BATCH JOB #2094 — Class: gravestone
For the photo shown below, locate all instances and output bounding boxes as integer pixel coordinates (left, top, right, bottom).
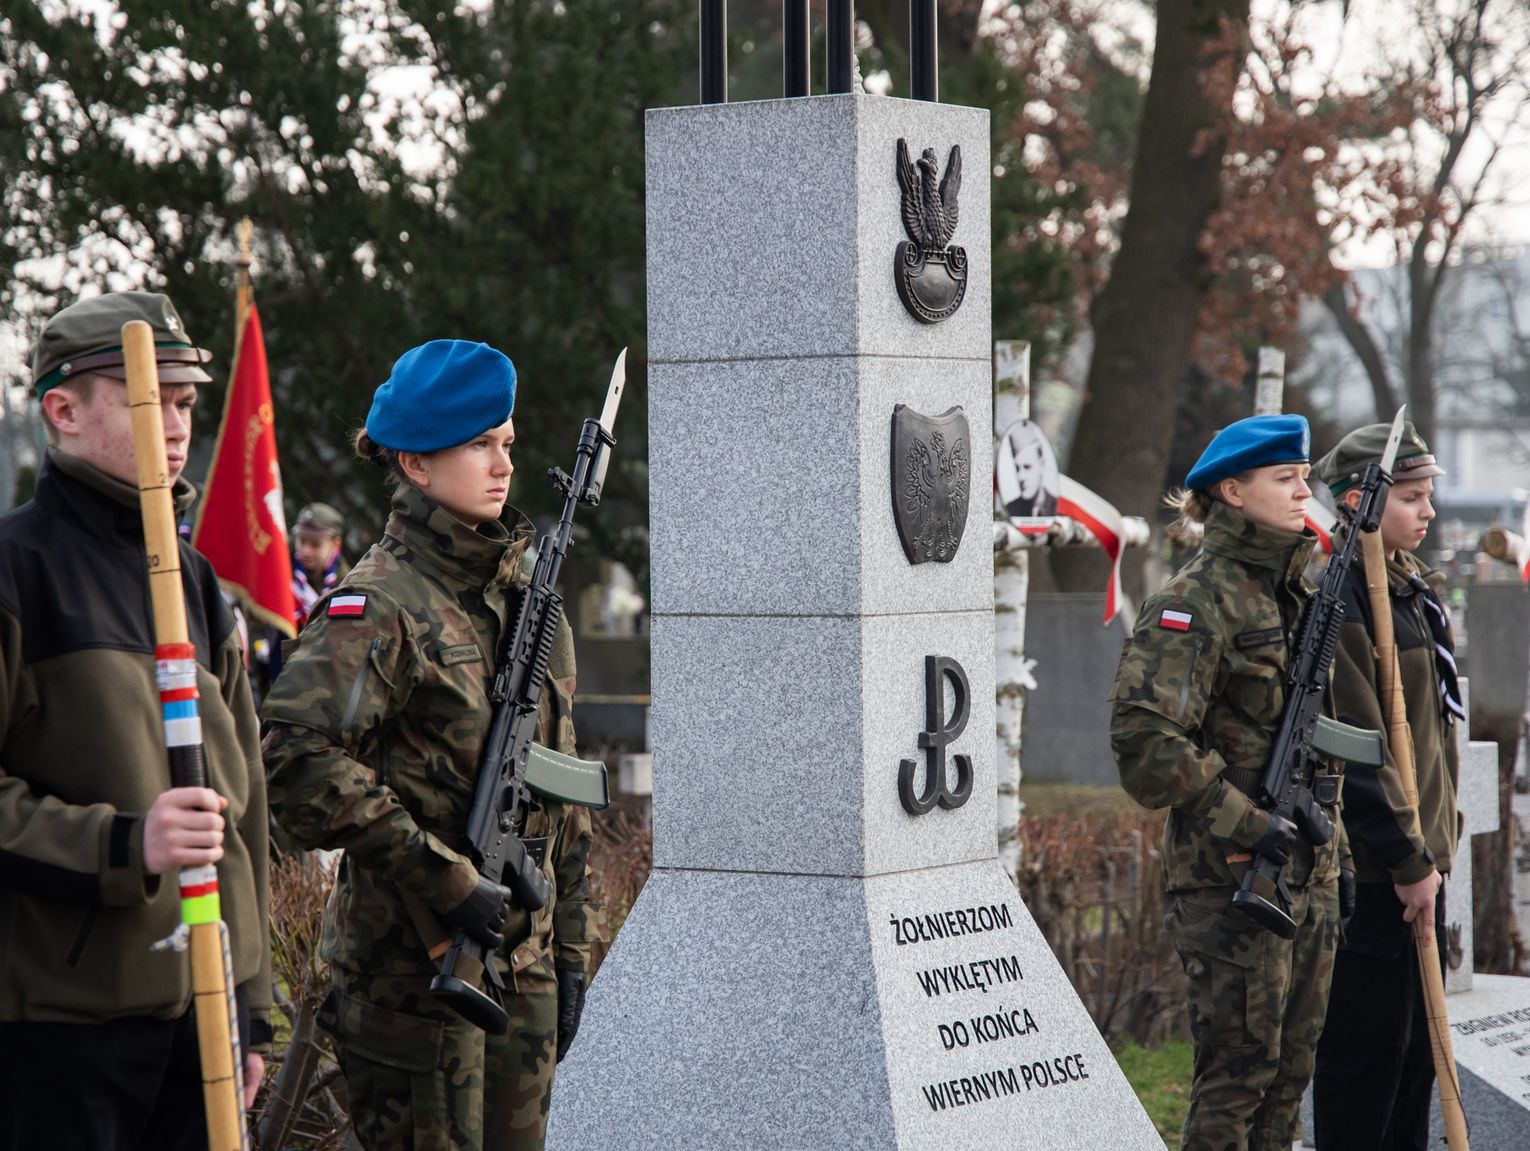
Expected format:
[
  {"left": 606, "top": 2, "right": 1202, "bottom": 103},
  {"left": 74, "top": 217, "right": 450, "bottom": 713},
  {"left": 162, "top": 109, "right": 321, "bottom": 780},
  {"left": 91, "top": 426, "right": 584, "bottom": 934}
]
[
  {"left": 1433, "top": 976, "right": 1530, "bottom": 1147},
  {"left": 546, "top": 91, "right": 1159, "bottom": 1150},
  {"left": 1463, "top": 584, "right": 1530, "bottom": 725}
]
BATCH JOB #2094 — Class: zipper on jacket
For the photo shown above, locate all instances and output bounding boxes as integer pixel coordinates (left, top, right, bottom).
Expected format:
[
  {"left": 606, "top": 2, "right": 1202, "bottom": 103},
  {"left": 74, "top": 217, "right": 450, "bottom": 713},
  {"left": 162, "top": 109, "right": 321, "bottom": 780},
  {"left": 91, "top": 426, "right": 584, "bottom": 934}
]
[
  {"left": 1178, "top": 635, "right": 1203, "bottom": 720},
  {"left": 65, "top": 904, "right": 100, "bottom": 968},
  {"left": 341, "top": 637, "right": 383, "bottom": 733}
]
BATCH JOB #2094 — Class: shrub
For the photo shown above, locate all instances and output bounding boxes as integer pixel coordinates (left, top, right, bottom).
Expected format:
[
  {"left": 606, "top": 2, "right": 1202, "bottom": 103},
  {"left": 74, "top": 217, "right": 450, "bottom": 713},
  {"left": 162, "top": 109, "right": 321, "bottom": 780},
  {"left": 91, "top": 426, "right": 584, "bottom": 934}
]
[
  {"left": 251, "top": 850, "right": 358, "bottom": 1150},
  {"left": 589, "top": 805, "right": 653, "bottom": 972},
  {"left": 1016, "top": 807, "right": 1187, "bottom": 1047}
]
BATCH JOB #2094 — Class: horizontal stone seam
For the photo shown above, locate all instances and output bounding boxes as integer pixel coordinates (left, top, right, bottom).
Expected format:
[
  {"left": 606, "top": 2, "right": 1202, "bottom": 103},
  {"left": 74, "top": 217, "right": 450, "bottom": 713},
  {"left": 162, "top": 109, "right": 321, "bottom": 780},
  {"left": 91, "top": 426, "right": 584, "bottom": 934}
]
[
  {"left": 646, "top": 858, "right": 998, "bottom": 881},
  {"left": 645, "top": 612, "right": 991, "bottom": 621},
  {"left": 649, "top": 351, "right": 993, "bottom": 366}
]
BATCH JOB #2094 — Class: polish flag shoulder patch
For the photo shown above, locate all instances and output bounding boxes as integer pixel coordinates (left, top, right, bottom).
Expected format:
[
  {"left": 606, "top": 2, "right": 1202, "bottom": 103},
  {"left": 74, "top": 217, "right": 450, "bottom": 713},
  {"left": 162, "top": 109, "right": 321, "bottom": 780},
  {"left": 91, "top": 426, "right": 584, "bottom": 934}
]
[
  {"left": 1158, "top": 608, "right": 1193, "bottom": 632},
  {"left": 328, "top": 594, "right": 368, "bottom": 618}
]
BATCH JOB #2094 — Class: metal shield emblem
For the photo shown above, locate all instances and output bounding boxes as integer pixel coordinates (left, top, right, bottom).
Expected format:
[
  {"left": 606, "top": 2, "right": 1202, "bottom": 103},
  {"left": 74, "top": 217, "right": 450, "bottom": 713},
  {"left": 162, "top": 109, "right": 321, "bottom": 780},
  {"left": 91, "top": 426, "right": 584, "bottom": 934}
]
[
  {"left": 892, "top": 404, "right": 970, "bottom": 564},
  {"left": 894, "top": 139, "right": 966, "bottom": 324}
]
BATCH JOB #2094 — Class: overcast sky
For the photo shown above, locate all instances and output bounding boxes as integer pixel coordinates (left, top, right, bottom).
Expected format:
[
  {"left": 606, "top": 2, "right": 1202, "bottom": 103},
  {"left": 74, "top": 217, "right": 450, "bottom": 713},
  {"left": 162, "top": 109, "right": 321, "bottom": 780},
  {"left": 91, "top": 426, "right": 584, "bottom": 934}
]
[{"left": 1265, "top": 0, "right": 1530, "bottom": 266}]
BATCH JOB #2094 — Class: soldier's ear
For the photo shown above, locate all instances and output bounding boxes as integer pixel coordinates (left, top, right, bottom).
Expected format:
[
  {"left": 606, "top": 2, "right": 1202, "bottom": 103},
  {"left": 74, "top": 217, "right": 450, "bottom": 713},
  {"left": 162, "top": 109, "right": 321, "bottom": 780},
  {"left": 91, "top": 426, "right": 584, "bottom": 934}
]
[
  {"left": 397, "top": 450, "right": 431, "bottom": 489},
  {"left": 1343, "top": 489, "right": 1362, "bottom": 512},
  {"left": 41, "top": 387, "right": 84, "bottom": 437},
  {"left": 1218, "top": 476, "right": 1244, "bottom": 509}
]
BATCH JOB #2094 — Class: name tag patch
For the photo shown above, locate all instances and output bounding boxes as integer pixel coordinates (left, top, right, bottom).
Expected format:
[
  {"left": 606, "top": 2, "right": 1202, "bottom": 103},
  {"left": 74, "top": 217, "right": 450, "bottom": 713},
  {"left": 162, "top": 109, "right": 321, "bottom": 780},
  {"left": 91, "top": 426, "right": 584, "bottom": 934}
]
[
  {"left": 438, "top": 643, "right": 484, "bottom": 667},
  {"left": 1234, "top": 627, "right": 1284, "bottom": 651}
]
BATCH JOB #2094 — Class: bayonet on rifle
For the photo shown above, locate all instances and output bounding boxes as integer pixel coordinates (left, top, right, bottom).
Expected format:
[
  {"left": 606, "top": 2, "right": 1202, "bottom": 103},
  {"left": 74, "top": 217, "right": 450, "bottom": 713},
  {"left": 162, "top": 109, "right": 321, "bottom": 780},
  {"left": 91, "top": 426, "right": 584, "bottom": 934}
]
[
  {"left": 430, "top": 349, "right": 625, "bottom": 1034},
  {"left": 1228, "top": 409, "right": 1402, "bottom": 937}
]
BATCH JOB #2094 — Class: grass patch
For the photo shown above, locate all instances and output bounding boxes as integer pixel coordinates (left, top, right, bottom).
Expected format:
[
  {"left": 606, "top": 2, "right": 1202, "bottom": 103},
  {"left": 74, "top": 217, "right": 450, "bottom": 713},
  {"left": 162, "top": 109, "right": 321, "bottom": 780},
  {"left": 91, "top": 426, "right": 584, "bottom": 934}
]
[{"left": 1114, "top": 1038, "right": 1193, "bottom": 1148}]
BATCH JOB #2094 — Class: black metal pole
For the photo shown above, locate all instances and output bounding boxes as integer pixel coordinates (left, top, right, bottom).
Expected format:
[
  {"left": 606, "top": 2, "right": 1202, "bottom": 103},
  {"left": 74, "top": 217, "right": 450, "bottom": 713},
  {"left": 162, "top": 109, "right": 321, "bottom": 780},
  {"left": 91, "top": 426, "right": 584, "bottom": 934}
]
[
  {"left": 827, "top": 0, "right": 854, "bottom": 94},
  {"left": 700, "top": 0, "right": 726, "bottom": 105},
  {"left": 910, "top": 0, "right": 937, "bottom": 101},
  {"left": 784, "top": 0, "right": 810, "bottom": 97}
]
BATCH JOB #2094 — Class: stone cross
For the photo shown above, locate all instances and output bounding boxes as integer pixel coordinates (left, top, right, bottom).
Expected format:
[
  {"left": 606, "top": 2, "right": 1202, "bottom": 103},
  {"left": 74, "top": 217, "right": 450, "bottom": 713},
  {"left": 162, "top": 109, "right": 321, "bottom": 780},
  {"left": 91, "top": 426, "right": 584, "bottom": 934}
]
[{"left": 1447, "top": 680, "right": 1503, "bottom": 995}]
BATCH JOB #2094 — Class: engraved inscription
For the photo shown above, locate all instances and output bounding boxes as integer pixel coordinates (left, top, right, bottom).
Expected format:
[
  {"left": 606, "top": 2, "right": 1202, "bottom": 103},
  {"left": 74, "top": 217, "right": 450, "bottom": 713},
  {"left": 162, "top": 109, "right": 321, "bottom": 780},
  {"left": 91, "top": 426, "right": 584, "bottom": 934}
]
[{"left": 885, "top": 899, "right": 1097, "bottom": 1116}]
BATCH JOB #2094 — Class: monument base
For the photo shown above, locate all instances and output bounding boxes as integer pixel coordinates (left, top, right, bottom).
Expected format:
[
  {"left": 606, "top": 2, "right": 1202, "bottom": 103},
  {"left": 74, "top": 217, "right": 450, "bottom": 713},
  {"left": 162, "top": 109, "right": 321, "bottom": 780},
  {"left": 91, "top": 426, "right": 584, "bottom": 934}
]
[{"left": 547, "top": 860, "right": 1161, "bottom": 1150}]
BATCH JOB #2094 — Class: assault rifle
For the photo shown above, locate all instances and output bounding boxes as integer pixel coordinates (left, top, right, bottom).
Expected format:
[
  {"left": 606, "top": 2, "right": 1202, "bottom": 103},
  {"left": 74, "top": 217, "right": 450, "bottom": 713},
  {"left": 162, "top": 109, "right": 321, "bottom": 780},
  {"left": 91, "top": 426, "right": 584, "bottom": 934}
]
[
  {"left": 430, "top": 350, "right": 624, "bottom": 1034},
  {"left": 1228, "top": 425, "right": 1401, "bottom": 938}
]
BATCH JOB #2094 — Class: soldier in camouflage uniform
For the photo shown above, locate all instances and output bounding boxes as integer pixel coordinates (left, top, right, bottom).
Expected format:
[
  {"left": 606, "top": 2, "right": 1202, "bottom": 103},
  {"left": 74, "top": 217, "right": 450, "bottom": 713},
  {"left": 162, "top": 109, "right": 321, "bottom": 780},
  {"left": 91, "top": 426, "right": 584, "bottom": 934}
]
[
  {"left": 1110, "top": 415, "right": 1347, "bottom": 1151},
  {"left": 262, "top": 341, "right": 598, "bottom": 1151}
]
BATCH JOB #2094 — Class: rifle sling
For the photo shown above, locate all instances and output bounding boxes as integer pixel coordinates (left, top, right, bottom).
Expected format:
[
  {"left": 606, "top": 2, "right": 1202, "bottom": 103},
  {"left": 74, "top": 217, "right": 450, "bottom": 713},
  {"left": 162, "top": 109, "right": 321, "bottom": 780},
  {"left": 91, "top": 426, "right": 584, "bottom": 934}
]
[{"left": 1222, "top": 764, "right": 1265, "bottom": 799}]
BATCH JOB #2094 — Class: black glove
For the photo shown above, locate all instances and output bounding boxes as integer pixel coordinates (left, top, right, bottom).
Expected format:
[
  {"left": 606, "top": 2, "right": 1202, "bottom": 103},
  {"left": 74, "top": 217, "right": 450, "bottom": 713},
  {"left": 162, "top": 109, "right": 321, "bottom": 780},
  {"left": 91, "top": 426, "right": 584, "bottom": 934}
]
[
  {"left": 555, "top": 966, "right": 587, "bottom": 1063},
  {"left": 1339, "top": 868, "right": 1356, "bottom": 935},
  {"left": 443, "top": 875, "right": 512, "bottom": 950},
  {"left": 1252, "top": 813, "right": 1298, "bottom": 865}
]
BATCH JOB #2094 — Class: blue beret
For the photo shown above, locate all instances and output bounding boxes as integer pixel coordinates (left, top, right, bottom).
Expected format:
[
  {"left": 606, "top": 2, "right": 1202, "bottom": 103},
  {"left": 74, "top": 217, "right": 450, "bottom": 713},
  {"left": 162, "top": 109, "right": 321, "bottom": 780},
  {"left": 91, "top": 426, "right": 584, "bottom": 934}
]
[
  {"left": 365, "top": 340, "right": 516, "bottom": 453},
  {"left": 1185, "top": 414, "right": 1310, "bottom": 491}
]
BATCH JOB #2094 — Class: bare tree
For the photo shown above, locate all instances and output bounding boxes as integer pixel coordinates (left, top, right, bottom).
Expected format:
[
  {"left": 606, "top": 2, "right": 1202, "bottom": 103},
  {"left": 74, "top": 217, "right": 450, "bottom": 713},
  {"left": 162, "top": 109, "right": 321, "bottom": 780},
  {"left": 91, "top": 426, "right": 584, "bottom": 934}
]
[{"left": 1324, "top": 0, "right": 1530, "bottom": 444}]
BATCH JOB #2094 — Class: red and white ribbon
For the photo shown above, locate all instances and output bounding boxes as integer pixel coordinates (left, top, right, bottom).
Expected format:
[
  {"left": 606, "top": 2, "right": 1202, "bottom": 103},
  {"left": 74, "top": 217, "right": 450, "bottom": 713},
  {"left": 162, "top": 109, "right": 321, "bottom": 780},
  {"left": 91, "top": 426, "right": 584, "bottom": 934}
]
[
  {"left": 1057, "top": 476, "right": 1126, "bottom": 625},
  {"left": 1520, "top": 502, "right": 1530, "bottom": 585},
  {"left": 1304, "top": 499, "right": 1337, "bottom": 555}
]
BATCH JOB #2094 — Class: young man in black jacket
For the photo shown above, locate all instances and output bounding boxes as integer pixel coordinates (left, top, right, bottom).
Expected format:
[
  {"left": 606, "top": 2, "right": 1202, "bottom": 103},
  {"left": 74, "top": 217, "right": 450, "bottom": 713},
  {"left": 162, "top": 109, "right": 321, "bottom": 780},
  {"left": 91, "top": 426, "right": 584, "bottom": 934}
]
[
  {"left": 0, "top": 291, "right": 272, "bottom": 1150},
  {"left": 1311, "top": 421, "right": 1460, "bottom": 1151}
]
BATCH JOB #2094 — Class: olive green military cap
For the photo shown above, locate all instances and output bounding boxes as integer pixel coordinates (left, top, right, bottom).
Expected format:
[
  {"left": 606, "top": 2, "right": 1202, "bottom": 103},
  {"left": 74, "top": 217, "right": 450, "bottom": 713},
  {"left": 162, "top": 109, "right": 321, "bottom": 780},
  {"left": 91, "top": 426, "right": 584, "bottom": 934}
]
[
  {"left": 295, "top": 502, "right": 346, "bottom": 536},
  {"left": 1315, "top": 420, "right": 1446, "bottom": 496},
  {"left": 31, "top": 290, "right": 214, "bottom": 396}
]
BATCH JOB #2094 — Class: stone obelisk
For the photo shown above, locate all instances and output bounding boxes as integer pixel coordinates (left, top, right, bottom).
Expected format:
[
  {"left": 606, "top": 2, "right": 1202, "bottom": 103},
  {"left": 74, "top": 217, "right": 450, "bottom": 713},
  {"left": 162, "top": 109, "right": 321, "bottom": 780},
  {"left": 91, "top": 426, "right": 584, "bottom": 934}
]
[{"left": 546, "top": 87, "right": 1160, "bottom": 1150}]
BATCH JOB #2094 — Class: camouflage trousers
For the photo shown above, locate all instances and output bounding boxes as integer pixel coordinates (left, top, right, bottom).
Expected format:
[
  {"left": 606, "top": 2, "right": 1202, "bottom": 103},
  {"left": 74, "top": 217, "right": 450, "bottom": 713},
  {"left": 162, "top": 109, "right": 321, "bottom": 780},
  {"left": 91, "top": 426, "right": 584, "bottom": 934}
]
[
  {"left": 321, "top": 958, "right": 559, "bottom": 1151},
  {"left": 1167, "top": 880, "right": 1340, "bottom": 1151}
]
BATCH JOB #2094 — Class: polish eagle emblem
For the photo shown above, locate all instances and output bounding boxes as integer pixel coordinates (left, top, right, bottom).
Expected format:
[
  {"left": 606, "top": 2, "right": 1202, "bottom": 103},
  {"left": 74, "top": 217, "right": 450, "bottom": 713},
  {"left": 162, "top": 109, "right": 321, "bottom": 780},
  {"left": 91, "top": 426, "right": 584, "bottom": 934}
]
[
  {"left": 894, "top": 139, "right": 968, "bottom": 324},
  {"left": 891, "top": 404, "right": 970, "bottom": 564}
]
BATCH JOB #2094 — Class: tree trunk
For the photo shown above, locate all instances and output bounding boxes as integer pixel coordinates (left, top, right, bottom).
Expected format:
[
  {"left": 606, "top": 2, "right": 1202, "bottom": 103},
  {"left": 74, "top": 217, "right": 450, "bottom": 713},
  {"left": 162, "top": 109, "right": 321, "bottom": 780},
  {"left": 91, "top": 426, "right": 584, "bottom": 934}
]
[
  {"left": 1052, "top": 0, "right": 1251, "bottom": 593},
  {"left": 1322, "top": 280, "right": 1398, "bottom": 422},
  {"left": 1407, "top": 254, "right": 1442, "bottom": 446},
  {"left": 994, "top": 341, "right": 1032, "bottom": 886}
]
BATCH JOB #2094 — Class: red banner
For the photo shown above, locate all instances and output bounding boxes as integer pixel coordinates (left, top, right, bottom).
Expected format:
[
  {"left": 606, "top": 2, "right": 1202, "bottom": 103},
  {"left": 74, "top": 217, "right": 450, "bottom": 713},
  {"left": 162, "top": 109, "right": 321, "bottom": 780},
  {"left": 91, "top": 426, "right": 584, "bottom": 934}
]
[{"left": 192, "top": 304, "right": 296, "bottom": 637}]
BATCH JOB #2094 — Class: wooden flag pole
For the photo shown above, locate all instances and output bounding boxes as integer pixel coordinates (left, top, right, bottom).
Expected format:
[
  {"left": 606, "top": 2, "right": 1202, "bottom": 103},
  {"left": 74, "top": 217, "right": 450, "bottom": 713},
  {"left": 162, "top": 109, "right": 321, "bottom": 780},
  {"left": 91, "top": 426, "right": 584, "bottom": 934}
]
[
  {"left": 123, "top": 320, "right": 249, "bottom": 1151},
  {"left": 234, "top": 218, "right": 252, "bottom": 340},
  {"left": 1360, "top": 527, "right": 1469, "bottom": 1148}
]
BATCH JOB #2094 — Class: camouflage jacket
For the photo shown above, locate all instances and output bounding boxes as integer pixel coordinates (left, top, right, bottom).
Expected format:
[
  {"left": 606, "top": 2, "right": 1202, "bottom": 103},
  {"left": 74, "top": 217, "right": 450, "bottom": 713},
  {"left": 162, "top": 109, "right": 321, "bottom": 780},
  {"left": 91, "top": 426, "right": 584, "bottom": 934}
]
[
  {"left": 262, "top": 484, "right": 597, "bottom": 980},
  {"left": 1330, "top": 547, "right": 1459, "bottom": 885},
  {"left": 1111, "top": 502, "right": 1347, "bottom": 894}
]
